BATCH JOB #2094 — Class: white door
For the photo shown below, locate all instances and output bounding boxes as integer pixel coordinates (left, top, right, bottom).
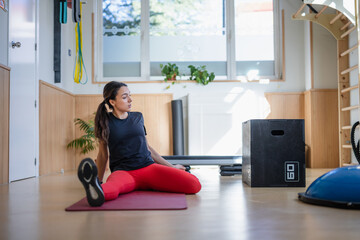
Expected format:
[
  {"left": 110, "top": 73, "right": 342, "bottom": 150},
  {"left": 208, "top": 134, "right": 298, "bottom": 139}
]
[{"left": 8, "top": 0, "right": 37, "bottom": 181}]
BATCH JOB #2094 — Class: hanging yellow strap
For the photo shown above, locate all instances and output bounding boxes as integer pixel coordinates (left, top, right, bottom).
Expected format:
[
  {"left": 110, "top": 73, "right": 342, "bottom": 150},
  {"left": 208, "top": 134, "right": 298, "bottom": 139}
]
[{"left": 74, "top": 2, "right": 88, "bottom": 84}]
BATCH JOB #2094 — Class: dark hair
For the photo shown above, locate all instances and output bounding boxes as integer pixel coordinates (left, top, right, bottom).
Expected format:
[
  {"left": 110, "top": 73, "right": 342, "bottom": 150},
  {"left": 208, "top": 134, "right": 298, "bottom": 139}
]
[{"left": 95, "top": 81, "right": 128, "bottom": 143}]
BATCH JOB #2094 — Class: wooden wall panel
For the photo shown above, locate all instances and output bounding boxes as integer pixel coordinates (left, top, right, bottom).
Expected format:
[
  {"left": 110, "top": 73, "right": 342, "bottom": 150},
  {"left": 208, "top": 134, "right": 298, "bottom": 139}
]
[
  {"left": 74, "top": 95, "right": 103, "bottom": 167},
  {"left": 0, "top": 65, "right": 10, "bottom": 184},
  {"left": 307, "top": 90, "right": 339, "bottom": 168},
  {"left": 304, "top": 91, "right": 312, "bottom": 167},
  {"left": 39, "top": 81, "right": 75, "bottom": 175},
  {"left": 265, "top": 92, "right": 305, "bottom": 119},
  {"left": 74, "top": 94, "right": 173, "bottom": 167},
  {"left": 265, "top": 90, "right": 338, "bottom": 168}
]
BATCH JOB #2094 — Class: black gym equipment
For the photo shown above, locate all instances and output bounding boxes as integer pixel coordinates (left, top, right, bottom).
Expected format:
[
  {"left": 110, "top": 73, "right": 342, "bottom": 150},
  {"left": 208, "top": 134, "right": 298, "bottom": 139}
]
[
  {"left": 72, "top": 0, "right": 81, "bottom": 23},
  {"left": 163, "top": 155, "right": 242, "bottom": 176},
  {"left": 350, "top": 121, "right": 360, "bottom": 164},
  {"left": 163, "top": 100, "right": 242, "bottom": 176},
  {"left": 171, "top": 100, "right": 185, "bottom": 155},
  {"left": 163, "top": 155, "right": 242, "bottom": 165},
  {"left": 59, "top": 0, "right": 67, "bottom": 24},
  {"left": 54, "top": 0, "right": 61, "bottom": 83},
  {"left": 242, "top": 119, "right": 305, "bottom": 187},
  {"left": 220, "top": 165, "right": 242, "bottom": 176}
]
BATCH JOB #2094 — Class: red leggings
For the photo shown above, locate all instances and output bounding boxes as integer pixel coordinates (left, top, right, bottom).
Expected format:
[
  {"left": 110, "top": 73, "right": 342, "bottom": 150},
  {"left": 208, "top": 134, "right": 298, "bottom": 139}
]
[{"left": 101, "top": 163, "right": 202, "bottom": 201}]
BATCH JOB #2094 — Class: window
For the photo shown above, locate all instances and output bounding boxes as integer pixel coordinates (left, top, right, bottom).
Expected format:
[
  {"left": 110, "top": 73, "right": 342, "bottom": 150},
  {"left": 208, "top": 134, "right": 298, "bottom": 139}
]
[
  {"left": 235, "top": 0, "right": 280, "bottom": 80},
  {"left": 102, "top": 0, "right": 141, "bottom": 77},
  {"left": 149, "top": 0, "right": 227, "bottom": 79},
  {"left": 95, "top": 0, "right": 281, "bottom": 82}
]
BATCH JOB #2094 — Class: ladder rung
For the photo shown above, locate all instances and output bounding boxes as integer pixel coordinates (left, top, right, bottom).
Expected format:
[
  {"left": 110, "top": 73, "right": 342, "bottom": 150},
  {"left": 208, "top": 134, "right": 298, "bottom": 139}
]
[
  {"left": 341, "top": 26, "right": 356, "bottom": 39},
  {"left": 340, "top": 45, "right": 358, "bottom": 57},
  {"left": 293, "top": 3, "right": 306, "bottom": 18},
  {"left": 341, "top": 65, "right": 358, "bottom": 75},
  {"left": 341, "top": 84, "right": 359, "bottom": 93},
  {"left": 340, "top": 21, "right": 352, "bottom": 31},
  {"left": 342, "top": 125, "right": 360, "bottom": 130},
  {"left": 343, "top": 163, "right": 359, "bottom": 166},
  {"left": 342, "top": 144, "right": 352, "bottom": 149},
  {"left": 330, "top": 12, "right": 343, "bottom": 24},
  {"left": 342, "top": 105, "right": 360, "bottom": 111},
  {"left": 315, "top": 6, "right": 328, "bottom": 18}
]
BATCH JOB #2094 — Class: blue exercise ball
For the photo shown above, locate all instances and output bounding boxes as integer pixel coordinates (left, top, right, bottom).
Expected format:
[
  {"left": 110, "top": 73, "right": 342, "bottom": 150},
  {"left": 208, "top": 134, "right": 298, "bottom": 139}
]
[{"left": 298, "top": 166, "right": 360, "bottom": 209}]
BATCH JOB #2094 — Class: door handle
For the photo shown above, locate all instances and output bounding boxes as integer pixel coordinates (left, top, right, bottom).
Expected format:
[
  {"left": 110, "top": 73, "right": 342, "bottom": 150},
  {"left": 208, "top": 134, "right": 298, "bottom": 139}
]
[{"left": 11, "top": 41, "right": 21, "bottom": 48}]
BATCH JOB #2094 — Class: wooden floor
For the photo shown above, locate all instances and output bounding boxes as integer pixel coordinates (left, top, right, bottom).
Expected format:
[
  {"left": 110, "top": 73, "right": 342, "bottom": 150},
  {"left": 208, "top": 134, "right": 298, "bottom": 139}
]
[{"left": 1, "top": 167, "right": 360, "bottom": 240}]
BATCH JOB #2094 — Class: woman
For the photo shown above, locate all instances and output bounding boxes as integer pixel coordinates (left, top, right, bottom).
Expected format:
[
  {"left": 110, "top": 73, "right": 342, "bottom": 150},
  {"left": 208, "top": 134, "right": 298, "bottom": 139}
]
[{"left": 78, "top": 81, "right": 201, "bottom": 207}]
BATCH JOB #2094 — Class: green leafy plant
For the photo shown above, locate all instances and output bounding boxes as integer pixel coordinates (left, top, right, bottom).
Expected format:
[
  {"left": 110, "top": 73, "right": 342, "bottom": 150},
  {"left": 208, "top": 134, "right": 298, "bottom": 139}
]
[
  {"left": 188, "top": 65, "right": 215, "bottom": 85},
  {"left": 67, "top": 117, "right": 97, "bottom": 154},
  {"left": 160, "top": 63, "right": 180, "bottom": 82}
]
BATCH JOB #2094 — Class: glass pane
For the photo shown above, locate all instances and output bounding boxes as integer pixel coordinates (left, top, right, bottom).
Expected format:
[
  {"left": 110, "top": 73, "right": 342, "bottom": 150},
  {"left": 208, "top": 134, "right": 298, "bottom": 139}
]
[
  {"left": 235, "top": 0, "right": 274, "bottom": 77},
  {"left": 149, "top": 0, "right": 226, "bottom": 77},
  {"left": 102, "top": 0, "right": 141, "bottom": 77}
]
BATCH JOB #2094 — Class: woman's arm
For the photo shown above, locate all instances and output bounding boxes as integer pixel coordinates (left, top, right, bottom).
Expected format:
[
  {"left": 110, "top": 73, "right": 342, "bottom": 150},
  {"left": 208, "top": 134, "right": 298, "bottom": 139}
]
[
  {"left": 146, "top": 139, "right": 185, "bottom": 170},
  {"left": 96, "top": 140, "right": 109, "bottom": 182}
]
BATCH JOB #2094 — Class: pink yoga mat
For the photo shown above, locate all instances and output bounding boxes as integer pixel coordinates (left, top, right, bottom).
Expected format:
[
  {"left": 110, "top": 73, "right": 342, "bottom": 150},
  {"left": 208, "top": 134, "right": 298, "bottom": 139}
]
[{"left": 66, "top": 191, "right": 187, "bottom": 211}]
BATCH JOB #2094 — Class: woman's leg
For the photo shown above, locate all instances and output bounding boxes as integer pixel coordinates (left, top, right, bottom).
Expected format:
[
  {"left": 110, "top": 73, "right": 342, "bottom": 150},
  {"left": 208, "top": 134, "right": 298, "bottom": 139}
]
[
  {"left": 130, "top": 164, "right": 201, "bottom": 194},
  {"left": 101, "top": 170, "right": 137, "bottom": 200}
]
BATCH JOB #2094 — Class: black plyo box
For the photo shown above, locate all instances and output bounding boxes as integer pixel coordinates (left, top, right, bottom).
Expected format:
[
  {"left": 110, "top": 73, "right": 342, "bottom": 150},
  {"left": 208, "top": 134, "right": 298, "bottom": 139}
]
[{"left": 242, "top": 119, "right": 305, "bottom": 187}]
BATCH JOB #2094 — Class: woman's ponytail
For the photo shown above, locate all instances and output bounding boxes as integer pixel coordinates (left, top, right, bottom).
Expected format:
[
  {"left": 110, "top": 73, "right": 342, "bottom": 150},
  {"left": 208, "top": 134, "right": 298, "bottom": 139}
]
[{"left": 95, "top": 100, "right": 110, "bottom": 143}]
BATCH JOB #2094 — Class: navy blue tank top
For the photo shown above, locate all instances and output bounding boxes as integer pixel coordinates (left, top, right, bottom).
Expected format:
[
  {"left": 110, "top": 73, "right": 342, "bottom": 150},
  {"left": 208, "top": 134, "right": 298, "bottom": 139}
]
[{"left": 108, "top": 112, "right": 154, "bottom": 172}]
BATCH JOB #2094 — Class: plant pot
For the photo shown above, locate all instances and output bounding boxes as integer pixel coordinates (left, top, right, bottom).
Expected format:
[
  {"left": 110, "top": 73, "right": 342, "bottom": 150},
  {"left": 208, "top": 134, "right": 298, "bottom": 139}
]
[{"left": 169, "top": 74, "right": 176, "bottom": 81}]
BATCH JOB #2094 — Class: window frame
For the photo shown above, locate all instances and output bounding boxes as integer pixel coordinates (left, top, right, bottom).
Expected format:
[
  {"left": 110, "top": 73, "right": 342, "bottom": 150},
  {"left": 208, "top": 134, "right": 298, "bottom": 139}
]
[{"left": 94, "top": 0, "right": 283, "bottom": 83}]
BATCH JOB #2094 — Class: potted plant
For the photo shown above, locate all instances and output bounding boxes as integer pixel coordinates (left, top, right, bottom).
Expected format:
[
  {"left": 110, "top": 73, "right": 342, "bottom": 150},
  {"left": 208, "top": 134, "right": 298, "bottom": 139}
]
[
  {"left": 160, "top": 63, "right": 180, "bottom": 82},
  {"left": 67, "top": 116, "right": 112, "bottom": 172},
  {"left": 67, "top": 117, "right": 97, "bottom": 154},
  {"left": 188, "top": 65, "right": 215, "bottom": 85}
]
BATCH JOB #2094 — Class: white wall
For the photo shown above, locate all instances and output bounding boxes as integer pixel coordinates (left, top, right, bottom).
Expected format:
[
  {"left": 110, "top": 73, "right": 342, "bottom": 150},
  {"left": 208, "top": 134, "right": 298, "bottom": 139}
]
[
  {"left": 0, "top": 8, "right": 9, "bottom": 66},
  {"left": 349, "top": 30, "right": 358, "bottom": 112},
  {"left": 38, "top": 0, "right": 53, "bottom": 85},
  {"left": 304, "top": 20, "right": 312, "bottom": 90},
  {"left": 349, "top": 30, "right": 359, "bottom": 164},
  {"left": 302, "top": 10, "right": 337, "bottom": 91},
  {"left": 312, "top": 24, "right": 337, "bottom": 89},
  {"left": 60, "top": 7, "right": 76, "bottom": 92},
  {"left": 38, "top": 0, "right": 75, "bottom": 93},
  {"left": 187, "top": 91, "right": 270, "bottom": 155}
]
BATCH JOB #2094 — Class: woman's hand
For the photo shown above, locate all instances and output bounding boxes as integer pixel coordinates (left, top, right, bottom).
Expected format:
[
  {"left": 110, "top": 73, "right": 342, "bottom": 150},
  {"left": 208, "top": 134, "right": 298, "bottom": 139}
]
[
  {"left": 173, "top": 164, "right": 186, "bottom": 171},
  {"left": 147, "top": 140, "right": 187, "bottom": 170}
]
